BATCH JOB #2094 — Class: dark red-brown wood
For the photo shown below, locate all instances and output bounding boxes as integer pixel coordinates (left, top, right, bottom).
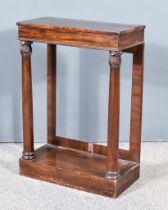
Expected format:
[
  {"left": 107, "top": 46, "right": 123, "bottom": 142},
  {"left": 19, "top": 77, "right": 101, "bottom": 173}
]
[
  {"left": 21, "top": 41, "right": 34, "bottom": 160},
  {"left": 47, "top": 44, "right": 56, "bottom": 144},
  {"left": 129, "top": 44, "right": 144, "bottom": 163},
  {"left": 49, "top": 136, "right": 132, "bottom": 161},
  {"left": 17, "top": 17, "right": 145, "bottom": 198},
  {"left": 20, "top": 144, "right": 139, "bottom": 198},
  {"left": 106, "top": 52, "right": 121, "bottom": 179},
  {"left": 17, "top": 17, "right": 145, "bottom": 51}
]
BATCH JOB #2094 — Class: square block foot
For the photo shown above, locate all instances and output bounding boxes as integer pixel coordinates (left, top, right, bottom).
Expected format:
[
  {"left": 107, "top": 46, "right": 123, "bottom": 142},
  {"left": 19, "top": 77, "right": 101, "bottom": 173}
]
[{"left": 19, "top": 144, "right": 139, "bottom": 198}]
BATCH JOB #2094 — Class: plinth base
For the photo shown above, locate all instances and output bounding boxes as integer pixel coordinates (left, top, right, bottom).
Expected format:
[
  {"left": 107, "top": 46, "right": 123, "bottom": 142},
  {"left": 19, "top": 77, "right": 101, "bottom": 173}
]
[{"left": 19, "top": 144, "right": 139, "bottom": 198}]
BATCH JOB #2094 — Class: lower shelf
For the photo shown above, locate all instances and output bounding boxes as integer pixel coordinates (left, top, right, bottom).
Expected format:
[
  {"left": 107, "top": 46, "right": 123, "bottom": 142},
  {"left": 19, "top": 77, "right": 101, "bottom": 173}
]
[{"left": 19, "top": 144, "right": 139, "bottom": 198}]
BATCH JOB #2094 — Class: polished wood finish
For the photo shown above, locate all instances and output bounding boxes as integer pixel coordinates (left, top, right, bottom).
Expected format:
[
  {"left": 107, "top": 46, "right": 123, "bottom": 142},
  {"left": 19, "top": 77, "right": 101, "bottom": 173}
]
[
  {"left": 17, "top": 17, "right": 145, "bottom": 51},
  {"left": 47, "top": 44, "right": 56, "bottom": 144},
  {"left": 17, "top": 17, "right": 145, "bottom": 33},
  {"left": 17, "top": 17, "right": 145, "bottom": 198},
  {"left": 106, "top": 52, "right": 121, "bottom": 179},
  {"left": 49, "top": 136, "right": 132, "bottom": 161},
  {"left": 130, "top": 44, "right": 144, "bottom": 163},
  {"left": 20, "top": 41, "right": 34, "bottom": 160},
  {"left": 20, "top": 144, "right": 139, "bottom": 198}
]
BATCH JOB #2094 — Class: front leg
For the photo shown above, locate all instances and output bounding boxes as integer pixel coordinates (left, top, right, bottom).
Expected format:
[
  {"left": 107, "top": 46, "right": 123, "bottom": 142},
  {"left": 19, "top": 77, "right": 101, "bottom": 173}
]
[
  {"left": 20, "top": 41, "right": 34, "bottom": 160},
  {"left": 106, "top": 51, "right": 122, "bottom": 179}
]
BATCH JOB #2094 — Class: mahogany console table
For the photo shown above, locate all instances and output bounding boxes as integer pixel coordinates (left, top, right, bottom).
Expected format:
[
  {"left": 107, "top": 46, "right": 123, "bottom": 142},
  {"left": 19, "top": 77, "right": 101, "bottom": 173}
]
[{"left": 17, "top": 17, "right": 145, "bottom": 198}]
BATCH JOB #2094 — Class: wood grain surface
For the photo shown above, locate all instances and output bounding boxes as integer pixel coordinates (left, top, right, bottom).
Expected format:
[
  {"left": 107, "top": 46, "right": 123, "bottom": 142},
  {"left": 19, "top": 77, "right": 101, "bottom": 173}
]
[
  {"left": 17, "top": 17, "right": 145, "bottom": 51},
  {"left": 18, "top": 17, "right": 145, "bottom": 198}
]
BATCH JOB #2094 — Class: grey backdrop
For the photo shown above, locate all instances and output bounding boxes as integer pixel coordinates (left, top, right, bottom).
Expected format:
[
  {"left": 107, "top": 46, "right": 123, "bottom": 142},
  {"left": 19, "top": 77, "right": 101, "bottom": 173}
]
[{"left": 0, "top": 0, "right": 168, "bottom": 143}]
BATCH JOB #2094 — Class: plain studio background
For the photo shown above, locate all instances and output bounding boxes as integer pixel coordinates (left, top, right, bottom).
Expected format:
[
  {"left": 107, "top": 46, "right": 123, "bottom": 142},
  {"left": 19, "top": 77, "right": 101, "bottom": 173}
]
[{"left": 0, "top": 0, "right": 167, "bottom": 143}]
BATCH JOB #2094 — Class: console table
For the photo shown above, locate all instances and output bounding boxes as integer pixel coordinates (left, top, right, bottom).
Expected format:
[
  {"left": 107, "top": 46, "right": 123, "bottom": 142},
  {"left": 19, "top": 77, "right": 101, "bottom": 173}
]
[{"left": 17, "top": 17, "right": 145, "bottom": 198}]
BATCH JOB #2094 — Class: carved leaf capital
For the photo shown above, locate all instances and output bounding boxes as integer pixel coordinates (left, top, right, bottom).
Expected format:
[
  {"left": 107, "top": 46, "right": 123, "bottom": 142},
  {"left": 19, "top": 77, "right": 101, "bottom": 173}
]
[
  {"left": 20, "top": 41, "right": 32, "bottom": 57},
  {"left": 109, "top": 51, "right": 122, "bottom": 69}
]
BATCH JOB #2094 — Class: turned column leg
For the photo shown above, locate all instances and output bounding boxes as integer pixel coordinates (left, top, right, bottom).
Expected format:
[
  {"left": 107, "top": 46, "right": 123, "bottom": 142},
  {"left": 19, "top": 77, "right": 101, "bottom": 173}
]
[
  {"left": 47, "top": 44, "right": 56, "bottom": 144},
  {"left": 130, "top": 44, "right": 144, "bottom": 163},
  {"left": 106, "top": 51, "right": 121, "bottom": 179},
  {"left": 20, "top": 41, "right": 34, "bottom": 160}
]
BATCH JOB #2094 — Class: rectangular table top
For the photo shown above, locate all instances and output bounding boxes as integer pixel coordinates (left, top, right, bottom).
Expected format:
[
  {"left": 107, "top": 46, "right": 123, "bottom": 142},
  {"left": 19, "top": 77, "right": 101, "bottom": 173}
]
[
  {"left": 17, "top": 17, "right": 145, "bottom": 35},
  {"left": 17, "top": 17, "right": 145, "bottom": 51}
]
